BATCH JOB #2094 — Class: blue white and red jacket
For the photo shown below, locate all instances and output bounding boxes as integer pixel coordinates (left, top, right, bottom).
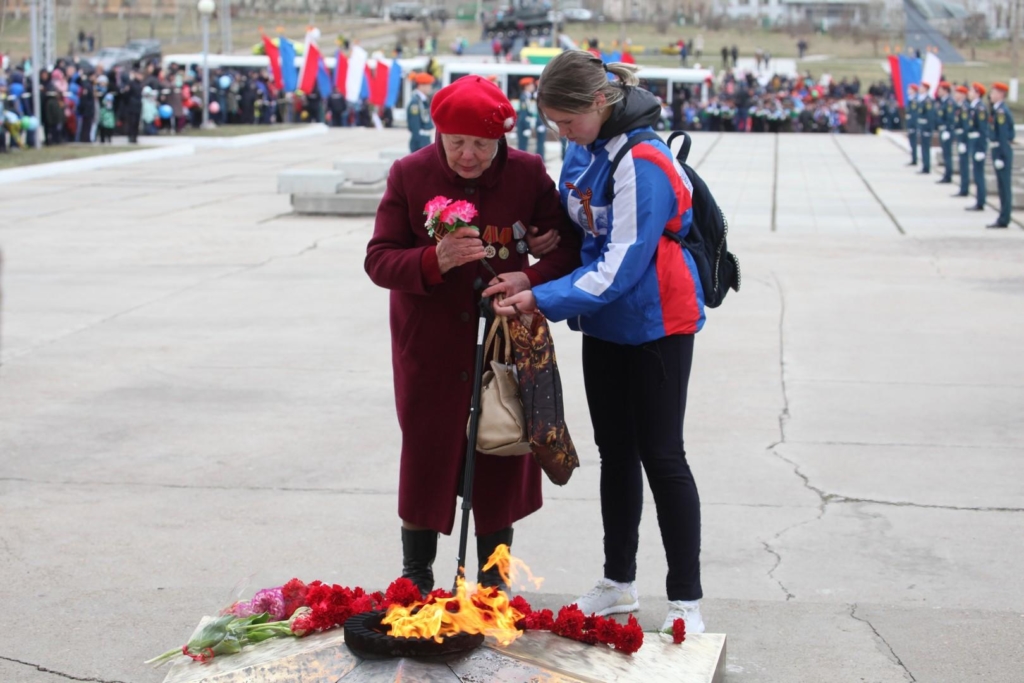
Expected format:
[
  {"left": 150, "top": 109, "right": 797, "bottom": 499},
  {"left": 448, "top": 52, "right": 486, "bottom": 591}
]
[{"left": 533, "top": 88, "right": 705, "bottom": 345}]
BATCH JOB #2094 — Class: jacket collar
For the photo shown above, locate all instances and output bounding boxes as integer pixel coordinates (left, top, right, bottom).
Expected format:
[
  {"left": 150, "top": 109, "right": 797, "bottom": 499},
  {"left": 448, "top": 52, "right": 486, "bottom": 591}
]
[{"left": 432, "top": 135, "right": 509, "bottom": 189}]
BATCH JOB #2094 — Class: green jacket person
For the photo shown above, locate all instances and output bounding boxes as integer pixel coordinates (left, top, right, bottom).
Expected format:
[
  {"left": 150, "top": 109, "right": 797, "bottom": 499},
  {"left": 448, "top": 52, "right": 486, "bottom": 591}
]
[
  {"left": 953, "top": 85, "right": 971, "bottom": 197},
  {"left": 407, "top": 72, "right": 435, "bottom": 153},
  {"left": 987, "top": 82, "right": 1015, "bottom": 228},
  {"left": 966, "top": 82, "right": 990, "bottom": 212},
  {"left": 917, "top": 82, "right": 935, "bottom": 174},
  {"left": 936, "top": 82, "right": 955, "bottom": 183},
  {"left": 906, "top": 84, "right": 919, "bottom": 166}
]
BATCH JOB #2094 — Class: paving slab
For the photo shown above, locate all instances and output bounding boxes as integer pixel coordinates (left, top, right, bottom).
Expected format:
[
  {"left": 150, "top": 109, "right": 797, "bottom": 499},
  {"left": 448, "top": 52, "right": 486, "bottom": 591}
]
[{"left": 1, "top": 128, "right": 1022, "bottom": 683}]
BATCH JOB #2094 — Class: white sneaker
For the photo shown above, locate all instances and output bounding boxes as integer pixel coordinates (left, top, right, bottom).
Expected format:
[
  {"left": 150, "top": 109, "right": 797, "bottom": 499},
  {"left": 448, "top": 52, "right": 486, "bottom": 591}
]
[
  {"left": 572, "top": 578, "right": 640, "bottom": 617},
  {"left": 660, "top": 599, "right": 705, "bottom": 635}
]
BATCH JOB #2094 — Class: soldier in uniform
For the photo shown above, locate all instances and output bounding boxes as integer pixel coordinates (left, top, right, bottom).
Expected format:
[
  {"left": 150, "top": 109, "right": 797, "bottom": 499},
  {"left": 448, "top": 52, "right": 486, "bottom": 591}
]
[
  {"left": 516, "top": 77, "right": 543, "bottom": 157},
  {"left": 407, "top": 72, "right": 435, "bottom": 153},
  {"left": 906, "top": 83, "right": 919, "bottom": 166},
  {"left": 935, "top": 82, "right": 955, "bottom": 184},
  {"left": 987, "top": 82, "right": 1015, "bottom": 228},
  {"left": 917, "top": 82, "right": 934, "bottom": 174},
  {"left": 965, "top": 82, "right": 989, "bottom": 212},
  {"left": 952, "top": 85, "right": 971, "bottom": 198}
]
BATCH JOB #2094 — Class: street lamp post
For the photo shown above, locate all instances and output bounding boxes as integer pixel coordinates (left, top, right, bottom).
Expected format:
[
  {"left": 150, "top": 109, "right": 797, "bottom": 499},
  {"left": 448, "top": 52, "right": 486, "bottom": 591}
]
[
  {"left": 29, "top": 0, "right": 43, "bottom": 149},
  {"left": 197, "top": 0, "right": 216, "bottom": 129}
]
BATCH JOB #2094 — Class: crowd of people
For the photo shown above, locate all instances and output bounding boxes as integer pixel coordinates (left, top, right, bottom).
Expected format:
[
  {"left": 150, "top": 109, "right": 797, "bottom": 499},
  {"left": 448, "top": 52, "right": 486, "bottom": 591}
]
[
  {"left": 1, "top": 50, "right": 438, "bottom": 154},
  {"left": 660, "top": 71, "right": 896, "bottom": 135}
]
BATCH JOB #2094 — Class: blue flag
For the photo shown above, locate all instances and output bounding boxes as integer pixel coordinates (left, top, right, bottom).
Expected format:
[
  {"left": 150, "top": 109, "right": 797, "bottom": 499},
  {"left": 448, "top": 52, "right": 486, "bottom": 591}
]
[
  {"left": 316, "top": 58, "right": 333, "bottom": 99},
  {"left": 279, "top": 36, "right": 298, "bottom": 93},
  {"left": 897, "top": 54, "right": 921, "bottom": 107},
  {"left": 359, "top": 68, "right": 371, "bottom": 102},
  {"left": 384, "top": 59, "right": 402, "bottom": 108}
]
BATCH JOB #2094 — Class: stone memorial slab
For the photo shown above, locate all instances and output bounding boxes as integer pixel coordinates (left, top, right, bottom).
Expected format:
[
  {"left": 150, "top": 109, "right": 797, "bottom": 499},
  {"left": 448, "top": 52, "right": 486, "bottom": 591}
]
[
  {"left": 162, "top": 617, "right": 725, "bottom": 683},
  {"left": 277, "top": 170, "right": 347, "bottom": 195},
  {"left": 378, "top": 149, "right": 407, "bottom": 162},
  {"left": 332, "top": 161, "right": 394, "bottom": 184}
]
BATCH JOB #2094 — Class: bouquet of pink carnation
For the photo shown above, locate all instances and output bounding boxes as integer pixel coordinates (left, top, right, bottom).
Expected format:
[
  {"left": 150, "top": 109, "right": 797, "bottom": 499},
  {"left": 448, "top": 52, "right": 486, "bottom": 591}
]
[{"left": 424, "top": 196, "right": 479, "bottom": 241}]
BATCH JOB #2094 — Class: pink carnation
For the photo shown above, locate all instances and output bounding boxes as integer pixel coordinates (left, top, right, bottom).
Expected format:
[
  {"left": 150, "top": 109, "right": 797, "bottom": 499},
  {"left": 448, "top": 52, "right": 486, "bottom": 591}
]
[
  {"left": 440, "top": 200, "right": 478, "bottom": 226},
  {"left": 423, "top": 196, "right": 452, "bottom": 220}
]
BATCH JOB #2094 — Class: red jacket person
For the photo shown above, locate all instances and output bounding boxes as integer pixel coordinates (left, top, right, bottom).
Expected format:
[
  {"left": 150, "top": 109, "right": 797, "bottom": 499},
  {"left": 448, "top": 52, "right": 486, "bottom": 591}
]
[{"left": 365, "top": 75, "right": 580, "bottom": 594}]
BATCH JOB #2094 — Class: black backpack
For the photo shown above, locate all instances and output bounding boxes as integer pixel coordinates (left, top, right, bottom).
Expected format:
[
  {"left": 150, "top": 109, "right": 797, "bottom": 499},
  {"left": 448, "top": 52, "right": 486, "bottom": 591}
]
[{"left": 606, "top": 130, "right": 740, "bottom": 308}]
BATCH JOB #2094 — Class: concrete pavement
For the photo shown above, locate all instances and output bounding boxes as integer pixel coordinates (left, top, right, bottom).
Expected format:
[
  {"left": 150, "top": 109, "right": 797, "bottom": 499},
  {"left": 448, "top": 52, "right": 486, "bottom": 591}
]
[{"left": 1, "top": 129, "right": 1022, "bottom": 682}]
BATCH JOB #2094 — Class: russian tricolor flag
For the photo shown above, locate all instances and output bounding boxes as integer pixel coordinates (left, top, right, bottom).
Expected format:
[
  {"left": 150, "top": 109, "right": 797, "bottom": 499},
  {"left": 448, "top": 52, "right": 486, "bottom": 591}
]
[
  {"left": 299, "top": 28, "right": 333, "bottom": 98},
  {"left": 260, "top": 31, "right": 281, "bottom": 88}
]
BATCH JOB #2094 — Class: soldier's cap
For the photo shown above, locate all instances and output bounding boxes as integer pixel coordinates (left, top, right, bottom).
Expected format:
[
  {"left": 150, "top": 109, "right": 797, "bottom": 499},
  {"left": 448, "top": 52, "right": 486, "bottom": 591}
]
[
  {"left": 938, "top": 81, "right": 951, "bottom": 90},
  {"left": 992, "top": 82, "right": 1009, "bottom": 93},
  {"left": 908, "top": 83, "right": 918, "bottom": 91},
  {"left": 971, "top": 82, "right": 987, "bottom": 96},
  {"left": 410, "top": 72, "right": 435, "bottom": 85},
  {"left": 955, "top": 85, "right": 969, "bottom": 94},
  {"left": 519, "top": 76, "right": 535, "bottom": 86},
  {"left": 431, "top": 75, "right": 516, "bottom": 139},
  {"left": 920, "top": 81, "right": 931, "bottom": 89}
]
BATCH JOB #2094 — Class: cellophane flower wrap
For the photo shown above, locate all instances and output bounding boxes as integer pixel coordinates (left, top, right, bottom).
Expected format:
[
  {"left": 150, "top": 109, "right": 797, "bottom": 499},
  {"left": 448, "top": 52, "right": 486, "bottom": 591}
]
[{"left": 424, "top": 196, "right": 478, "bottom": 241}]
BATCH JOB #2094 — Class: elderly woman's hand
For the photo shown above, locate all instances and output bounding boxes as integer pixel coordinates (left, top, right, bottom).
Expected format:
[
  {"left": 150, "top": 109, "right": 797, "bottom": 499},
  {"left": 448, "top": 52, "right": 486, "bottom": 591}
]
[
  {"left": 482, "top": 272, "right": 531, "bottom": 300},
  {"left": 493, "top": 290, "right": 537, "bottom": 317},
  {"left": 436, "top": 227, "right": 486, "bottom": 274},
  {"left": 526, "top": 225, "right": 560, "bottom": 257}
]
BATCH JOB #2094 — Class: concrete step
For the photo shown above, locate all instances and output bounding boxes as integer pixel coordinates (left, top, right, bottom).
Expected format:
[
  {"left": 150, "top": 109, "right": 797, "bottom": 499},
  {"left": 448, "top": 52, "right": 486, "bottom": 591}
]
[
  {"left": 278, "top": 170, "right": 346, "bottom": 195},
  {"left": 332, "top": 160, "right": 393, "bottom": 184},
  {"left": 291, "top": 193, "right": 383, "bottom": 216}
]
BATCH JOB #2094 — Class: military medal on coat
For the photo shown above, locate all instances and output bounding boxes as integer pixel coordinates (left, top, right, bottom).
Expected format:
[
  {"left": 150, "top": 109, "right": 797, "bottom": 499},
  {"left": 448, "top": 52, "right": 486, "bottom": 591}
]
[{"left": 513, "top": 220, "right": 529, "bottom": 254}]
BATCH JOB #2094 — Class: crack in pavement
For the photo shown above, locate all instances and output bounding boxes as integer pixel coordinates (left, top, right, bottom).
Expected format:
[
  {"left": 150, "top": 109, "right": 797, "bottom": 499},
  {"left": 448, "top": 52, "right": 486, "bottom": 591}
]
[
  {"left": 849, "top": 604, "right": 918, "bottom": 682},
  {"left": 0, "top": 655, "right": 131, "bottom": 683},
  {"left": 761, "top": 271, "right": 823, "bottom": 600},
  {"left": 0, "top": 234, "right": 343, "bottom": 367}
]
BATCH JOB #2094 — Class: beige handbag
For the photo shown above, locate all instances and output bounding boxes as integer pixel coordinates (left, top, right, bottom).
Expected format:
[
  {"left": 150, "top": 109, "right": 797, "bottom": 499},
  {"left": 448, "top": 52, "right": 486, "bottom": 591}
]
[{"left": 470, "top": 315, "right": 532, "bottom": 456}]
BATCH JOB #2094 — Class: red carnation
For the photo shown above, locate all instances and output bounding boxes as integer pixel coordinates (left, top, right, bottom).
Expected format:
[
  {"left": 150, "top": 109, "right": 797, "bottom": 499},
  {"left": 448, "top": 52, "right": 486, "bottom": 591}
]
[
  {"left": 613, "top": 615, "right": 644, "bottom": 655},
  {"left": 672, "top": 617, "right": 686, "bottom": 644},
  {"left": 509, "top": 595, "right": 532, "bottom": 614},
  {"left": 384, "top": 577, "right": 422, "bottom": 608},
  {"left": 525, "top": 608, "right": 554, "bottom": 631},
  {"left": 429, "top": 588, "right": 453, "bottom": 601},
  {"left": 553, "top": 605, "right": 586, "bottom": 640},
  {"left": 282, "top": 578, "right": 309, "bottom": 619}
]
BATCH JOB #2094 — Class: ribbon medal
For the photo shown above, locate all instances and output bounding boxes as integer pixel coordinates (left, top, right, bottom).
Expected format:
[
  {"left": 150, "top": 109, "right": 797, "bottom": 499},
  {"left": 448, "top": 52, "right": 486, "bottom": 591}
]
[
  {"left": 512, "top": 221, "right": 528, "bottom": 255},
  {"left": 497, "top": 227, "right": 512, "bottom": 260},
  {"left": 482, "top": 225, "right": 498, "bottom": 259}
]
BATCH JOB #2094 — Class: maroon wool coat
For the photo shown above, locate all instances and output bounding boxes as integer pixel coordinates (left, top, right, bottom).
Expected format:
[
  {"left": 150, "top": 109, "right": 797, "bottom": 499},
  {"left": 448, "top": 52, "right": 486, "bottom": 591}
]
[{"left": 365, "top": 139, "right": 581, "bottom": 536}]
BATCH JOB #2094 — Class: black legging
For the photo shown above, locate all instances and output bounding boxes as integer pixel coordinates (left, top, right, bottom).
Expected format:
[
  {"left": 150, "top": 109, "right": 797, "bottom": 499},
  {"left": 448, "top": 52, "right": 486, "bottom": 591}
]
[{"left": 582, "top": 333, "right": 702, "bottom": 602}]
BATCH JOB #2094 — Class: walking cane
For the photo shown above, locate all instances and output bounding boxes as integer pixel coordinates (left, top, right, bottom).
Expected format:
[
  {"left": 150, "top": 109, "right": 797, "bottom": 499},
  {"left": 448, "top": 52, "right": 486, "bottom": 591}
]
[{"left": 455, "top": 278, "right": 491, "bottom": 589}]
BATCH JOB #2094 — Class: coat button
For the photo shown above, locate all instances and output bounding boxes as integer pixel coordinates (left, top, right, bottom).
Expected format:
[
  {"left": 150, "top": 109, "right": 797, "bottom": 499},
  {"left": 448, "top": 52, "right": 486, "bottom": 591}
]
[
  {"left": 465, "top": 187, "right": 475, "bottom": 195},
  {"left": 460, "top": 312, "right": 470, "bottom": 322},
  {"left": 459, "top": 371, "right": 469, "bottom": 382}
]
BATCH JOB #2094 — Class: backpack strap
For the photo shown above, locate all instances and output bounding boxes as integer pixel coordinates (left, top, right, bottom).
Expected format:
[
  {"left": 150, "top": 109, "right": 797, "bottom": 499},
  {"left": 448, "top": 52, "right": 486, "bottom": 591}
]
[
  {"left": 666, "top": 130, "right": 692, "bottom": 164},
  {"left": 604, "top": 131, "right": 662, "bottom": 201}
]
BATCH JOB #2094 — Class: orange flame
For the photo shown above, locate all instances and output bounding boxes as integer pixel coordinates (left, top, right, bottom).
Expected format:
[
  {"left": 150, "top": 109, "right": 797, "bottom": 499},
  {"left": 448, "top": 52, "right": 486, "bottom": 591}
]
[
  {"left": 382, "top": 544, "right": 540, "bottom": 646},
  {"left": 483, "top": 544, "right": 545, "bottom": 592}
]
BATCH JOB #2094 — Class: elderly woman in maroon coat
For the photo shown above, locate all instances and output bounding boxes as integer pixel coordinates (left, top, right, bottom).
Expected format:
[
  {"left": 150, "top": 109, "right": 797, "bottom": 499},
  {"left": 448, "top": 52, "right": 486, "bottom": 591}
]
[{"left": 365, "top": 76, "right": 580, "bottom": 594}]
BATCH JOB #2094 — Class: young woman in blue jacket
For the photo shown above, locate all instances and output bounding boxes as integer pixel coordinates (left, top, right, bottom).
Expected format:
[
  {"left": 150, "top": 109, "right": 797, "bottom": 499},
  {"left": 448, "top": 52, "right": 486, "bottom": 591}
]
[{"left": 489, "top": 49, "right": 706, "bottom": 635}]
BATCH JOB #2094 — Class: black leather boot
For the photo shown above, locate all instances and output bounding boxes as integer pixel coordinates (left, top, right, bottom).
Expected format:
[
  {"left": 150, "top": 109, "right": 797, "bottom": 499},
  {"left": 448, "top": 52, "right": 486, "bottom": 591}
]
[
  {"left": 477, "top": 527, "right": 514, "bottom": 591},
  {"left": 401, "top": 528, "right": 437, "bottom": 596}
]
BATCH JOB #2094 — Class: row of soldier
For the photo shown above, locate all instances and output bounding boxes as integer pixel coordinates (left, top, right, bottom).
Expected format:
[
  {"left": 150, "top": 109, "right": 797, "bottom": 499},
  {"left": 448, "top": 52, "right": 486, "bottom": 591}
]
[{"left": 906, "top": 80, "right": 1015, "bottom": 228}]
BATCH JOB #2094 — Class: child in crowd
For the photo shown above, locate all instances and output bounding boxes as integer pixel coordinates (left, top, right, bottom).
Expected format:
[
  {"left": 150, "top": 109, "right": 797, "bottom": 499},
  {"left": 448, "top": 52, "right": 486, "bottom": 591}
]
[
  {"left": 141, "top": 86, "right": 158, "bottom": 135},
  {"left": 98, "top": 93, "right": 115, "bottom": 143}
]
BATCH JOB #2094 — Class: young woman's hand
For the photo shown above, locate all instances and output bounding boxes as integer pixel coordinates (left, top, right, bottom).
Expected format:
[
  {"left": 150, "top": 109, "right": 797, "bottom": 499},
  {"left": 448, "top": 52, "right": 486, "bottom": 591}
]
[{"left": 493, "top": 290, "right": 537, "bottom": 317}]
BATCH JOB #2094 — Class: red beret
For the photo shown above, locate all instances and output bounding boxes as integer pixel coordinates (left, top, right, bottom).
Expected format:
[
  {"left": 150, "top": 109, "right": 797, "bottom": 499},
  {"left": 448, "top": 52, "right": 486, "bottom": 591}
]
[
  {"left": 920, "top": 81, "right": 930, "bottom": 89},
  {"left": 519, "top": 76, "right": 535, "bottom": 86},
  {"left": 955, "top": 85, "right": 968, "bottom": 94},
  {"left": 938, "top": 81, "right": 951, "bottom": 90},
  {"left": 431, "top": 75, "right": 516, "bottom": 139},
  {"left": 971, "top": 82, "right": 986, "bottom": 96},
  {"left": 410, "top": 72, "right": 435, "bottom": 85},
  {"left": 908, "top": 83, "right": 918, "bottom": 91},
  {"left": 993, "top": 82, "right": 1009, "bottom": 93}
]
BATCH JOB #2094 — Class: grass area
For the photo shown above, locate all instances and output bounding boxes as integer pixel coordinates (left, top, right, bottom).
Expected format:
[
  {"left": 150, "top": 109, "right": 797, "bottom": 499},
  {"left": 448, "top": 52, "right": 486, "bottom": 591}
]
[
  {"left": 174, "top": 123, "right": 306, "bottom": 137},
  {"left": 0, "top": 143, "right": 133, "bottom": 170}
]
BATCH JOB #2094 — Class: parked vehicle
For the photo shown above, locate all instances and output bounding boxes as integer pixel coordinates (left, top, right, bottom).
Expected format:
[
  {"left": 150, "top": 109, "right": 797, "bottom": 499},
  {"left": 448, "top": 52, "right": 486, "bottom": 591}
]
[
  {"left": 561, "top": 7, "right": 593, "bottom": 21},
  {"left": 84, "top": 47, "right": 135, "bottom": 73},
  {"left": 124, "top": 39, "right": 162, "bottom": 65},
  {"left": 387, "top": 2, "right": 423, "bottom": 20}
]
